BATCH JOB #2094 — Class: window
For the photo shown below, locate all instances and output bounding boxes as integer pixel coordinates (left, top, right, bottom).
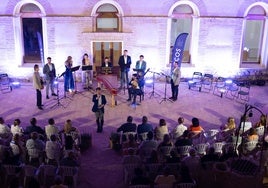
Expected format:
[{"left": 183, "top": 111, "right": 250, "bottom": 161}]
[
  {"left": 96, "top": 4, "right": 119, "bottom": 32},
  {"left": 242, "top": 5, "right": 266, "bottom": 65}
]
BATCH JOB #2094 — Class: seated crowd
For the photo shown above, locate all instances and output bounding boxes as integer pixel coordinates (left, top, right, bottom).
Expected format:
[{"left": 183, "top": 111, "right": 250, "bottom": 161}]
[
  {"left": 114, "top": 114, "right": 267, "bottom": 187},
  {"left": 0, "top": 117, "right": 81, "bottom": 187}
]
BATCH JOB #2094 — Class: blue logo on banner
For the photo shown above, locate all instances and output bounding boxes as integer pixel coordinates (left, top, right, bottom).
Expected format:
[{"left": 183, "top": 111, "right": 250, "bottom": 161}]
[{"left": 171, "top": 33, "right": 188, "bottom": 68}]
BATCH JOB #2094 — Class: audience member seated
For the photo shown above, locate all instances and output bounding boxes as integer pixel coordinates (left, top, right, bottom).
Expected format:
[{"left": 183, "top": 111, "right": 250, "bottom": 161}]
[
  {"left": 10, "top": 118, "right": 24, "bottom": 136},
  {"left": 60, "top": 151, "right": 80, "bottom": 167},
  {"left": 175, "top": 130, "right": 192, "bottom": 147},
  {"left": 45, "top": 118, "right": 60, "bottom": 140},
  {"left": 130, "top": 167, "right": 151, "bottom": 186},
  {"left": 239, "top": 115, "right": 252, "bottom": 134},
  {"left": 154, "top": 119, "right": 169, "bottom": 141},
  {"left": 172, "top": 117, "right": 187, "bottom": 140},
  {"left": 0, "top": 117, "right": 12, "bottom": 140},
  {"left": 51, "top": 175, "right": 68, "bottom": 188},
  {"left": 122, "top": 134, "right": 139, "bottom": 155},
  {"left": 46, "top": 134, "right": 62, "bottom": 165},
  {"left": 177, "top": 165, "right": 195, "bottom": 184},
  {"left": 9, "top": 133, "right": 24, "bottom": 165},
  {"left": 200, "top": 147, "right": 219, "bottom": 169},
  {"left": 24, "top": 117, "right": 45, "bottom": 140},
  {"left": 188, "top": 117, "right": 204, "bottom": 138},
  {"left": 219, "top": 117, "right": 236, "bottom": 141},
  {"left": 26, "top": 132, "right": 45, "bottom": 151},
  {"left": 137, "top": 116, "right": 153, "bottom": 141},
  {"left": 219, "top": 145, "right": 238, "bottom": 162},
  {"left": 138, "top": 131, "right": 158, "bottom": 160},
  {"left": 101, "top": 56, "right": 112, "bottom": 68},
  {"left": 254, "top": 114, "right": 266, "bottom": 128},
  {"left": 154, "top": 166, "right": 176, "bottom": 188},
  {"left": 146, "top": 150, "right": 159, "bottom": 164},
  {"left": 61, "top": 119, "right": 80, "bottom": 147},
  {"left": 181, "top": 149, "right": 200, "bottom": 179},
  {"left": 166, "top": 150, "right": 180, "bottom": 163},
  {"left": 246, "top": 128, "right": 259, "bottom": 142},
  {"left": 117, "top": 116, "right": 137, "bottom": 142},
  {"left": 64, "top": 134, "right": 80, "bottom": 157},
  {"left": 158, "top": 134, "right": 173, "bottom": 148},
  {"left": 122, "top": 148, "right": 141, "bottom": 165},
  {"left": 220, "top": 117, "right": 236, "bottom": 132}
]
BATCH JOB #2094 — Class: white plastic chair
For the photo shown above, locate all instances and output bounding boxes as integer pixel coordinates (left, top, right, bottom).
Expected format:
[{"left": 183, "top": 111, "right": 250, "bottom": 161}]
[
  {"left": 195, "top": 143, "right": 209, "bottom": 156},
  {"left": 213, "top": 142, "right": 224, "bottom": 154},
  {"left": 177, "top": 145, "right": 192, "bottom": 157},
  {"left": 23, "top": 165, "right": 37, "bottom": 187},
  {"left": 57, "top": 166, "right": 79, "bottom": 188},
  {"left": 244, "top": 141, "right": 258, "bottom": 152},
  {"left": 123, "top": 163, "right": 141, "bottom": 184}
]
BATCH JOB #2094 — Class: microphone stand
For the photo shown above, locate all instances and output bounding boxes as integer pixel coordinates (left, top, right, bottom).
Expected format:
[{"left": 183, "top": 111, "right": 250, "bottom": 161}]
[
  {"left": 50, "top": 76, "right": 65, "bottom": 109},
  {"left": 159, "top": 73, "right": 173, "bottom": 104}
]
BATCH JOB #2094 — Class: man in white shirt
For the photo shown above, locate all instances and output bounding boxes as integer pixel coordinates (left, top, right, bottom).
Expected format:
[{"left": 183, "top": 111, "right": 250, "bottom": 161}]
[
  {"left": 45, "top": 118, "right": 59, "bottom": 140},
  {"left": 172, "top": 117, "right": 187, "bottom": 139},
  {"left": 0, "top": 117, "right": 11, "bottom": 139}
]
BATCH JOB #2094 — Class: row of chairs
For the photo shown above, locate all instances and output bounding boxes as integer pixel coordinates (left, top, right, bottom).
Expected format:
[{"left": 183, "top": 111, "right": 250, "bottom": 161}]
[
  {"left": 188, "top": 72, "right": 251, "bottom": 101},
  {"left": 1, "top": 164, "right": 78, "bottom": 187}
]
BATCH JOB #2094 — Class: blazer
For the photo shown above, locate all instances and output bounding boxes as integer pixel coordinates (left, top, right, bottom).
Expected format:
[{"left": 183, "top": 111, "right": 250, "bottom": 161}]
[
  {"left": 118, "top": 55, "right": 131, "bottom": 72},
  {"left": 33, "top": 72, "right": 42, "bottom": 90},
  {"left": 43, "top": 63, "right": 56, "bottom": 81},
  {"left": 135, "top": 60, "right": 147, "bottom": 73},
  {"left": 92, "top": 94, "right": 107, "bottom": 113}
]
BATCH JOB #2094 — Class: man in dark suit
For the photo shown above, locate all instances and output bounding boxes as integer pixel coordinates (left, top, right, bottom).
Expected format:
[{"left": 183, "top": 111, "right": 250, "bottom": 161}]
[
  {"left": 118, "top": 49, "right": 132, "bottom": 89},
  {"left": 92, "top": 87, "right": 107, "bottom": 133},
  {"left": 101, "top": 57, "right": 112, "bottom": 67},
  {"left": 43, "top": 57, "right": 57, "bottom": 99}
]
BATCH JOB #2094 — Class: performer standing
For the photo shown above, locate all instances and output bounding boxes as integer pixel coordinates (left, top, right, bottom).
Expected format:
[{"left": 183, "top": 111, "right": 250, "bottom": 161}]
[
  {"left": 64, "top": 56, "right": 74, "bottom": 92},
  {"left": 82, "top": 53, "right": 93, "bottom": 89},
  {"left": 170, "top": 61, "right": 181, "bottom": 101},
  {"left": 33, "top": 64, "right": 43, "bottom": 110},
  {"left": 92, "top": 87, "right": 107, "bottom": 133},
  {"left": 118, "top": 50, "right": 132, "bottom": 89},
  {"left": 135, "top": 55, "right": 147, "bottom": 91},
  {"left": 135, "top": 55, "right": 147, "bottom": 74},
  {"left": 43, "top": 57, "right": 57, "bottom": 99}
]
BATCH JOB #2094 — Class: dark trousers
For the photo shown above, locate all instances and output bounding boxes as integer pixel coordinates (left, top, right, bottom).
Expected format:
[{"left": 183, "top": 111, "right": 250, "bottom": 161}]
[
  {"left": 95, "top": 110, "right": 104, "bottom": 132},
  {"left": 36, "top": 89, "right": 42, "bottom": 107},
  {"left": 128, "top": 88, "right": 138, "bottom": 104},
  {"left": 120, "top": 70, "right": 129, "bottom": 88},
  {"left": 171, "top": 79, "right": 179, "bottom": 99}
]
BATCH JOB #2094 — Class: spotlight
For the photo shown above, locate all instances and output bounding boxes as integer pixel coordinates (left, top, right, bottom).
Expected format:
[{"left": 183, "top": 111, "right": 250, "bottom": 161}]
[
  {"left": 145, "top": 79, "right": 153, "bottom": 87},
  {"left": 225, "top": 79, "right": 233, "bottom": 85},
  {"left": 11, "top": 81, "right": 21, "bottom": 88}
]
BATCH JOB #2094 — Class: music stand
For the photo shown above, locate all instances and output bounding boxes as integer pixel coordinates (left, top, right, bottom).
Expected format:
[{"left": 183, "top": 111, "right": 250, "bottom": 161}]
[
  {"left": 50, "top": 76, "right": 66, "bottom": 109},
  {"left": 148, "top": 71, "right": 161, "bottom": 98},
  {"left": 59, "top": 71, "right": 72, "bottom": 100},
  {"left": 72, "top": 65, "right": 89, "bottom": 98},
  {"left": 82, "top": 65, "right": 93, "bottom": 91},
  {"left": 159, "top": 73, "right": 173, "bottom": 104},
  {"left": 82, "top": 65, "right": 92, "bottom": 71}
]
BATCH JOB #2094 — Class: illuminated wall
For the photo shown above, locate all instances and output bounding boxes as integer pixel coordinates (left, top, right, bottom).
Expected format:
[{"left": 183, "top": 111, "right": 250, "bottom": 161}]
[{"left": 0, "top": 0, "right": 267, "bottom": 80}]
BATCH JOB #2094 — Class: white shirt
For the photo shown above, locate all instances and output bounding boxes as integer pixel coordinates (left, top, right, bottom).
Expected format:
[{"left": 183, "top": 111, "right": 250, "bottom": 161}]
[
  {"left": 11, "top": 124, "right": 24, "bottom": 136},
  {"left": 172, "top": 123, "right": 187, "bottom": 139},
  {"left": 45, "top": 124, "right": 59, "bottom": 139},
  {"left": 0, "top": 123, "right": 11, "bottom": 135},
  {"left": 46, "top": 140, "right": 62, "bottom": 159}
]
